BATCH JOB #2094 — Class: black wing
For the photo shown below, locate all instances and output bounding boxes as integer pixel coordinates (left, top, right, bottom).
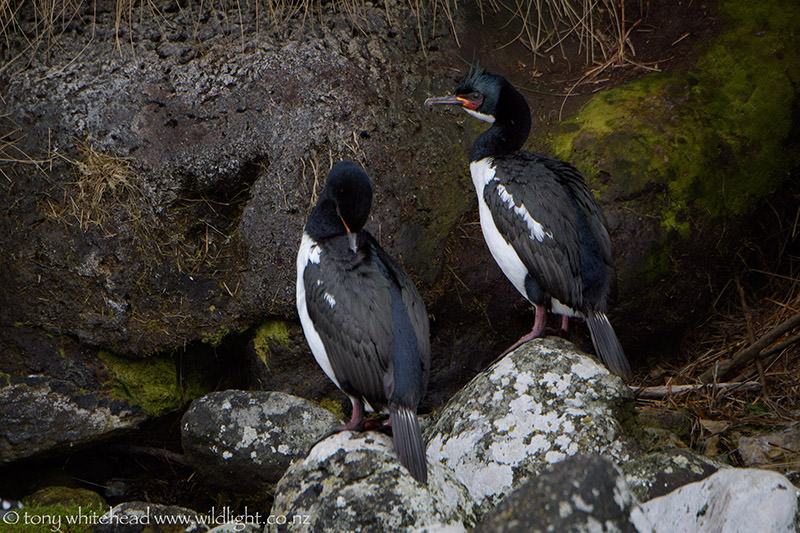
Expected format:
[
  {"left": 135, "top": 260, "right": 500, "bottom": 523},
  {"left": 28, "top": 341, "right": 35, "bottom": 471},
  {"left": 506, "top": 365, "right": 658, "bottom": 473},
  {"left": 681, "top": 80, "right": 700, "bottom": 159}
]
[
  {"left": 303, "top": 233, "right": 394, "bottom": 408},
  {"left": 371, "top": 236, "right": 431, "bottom": 403},
  {"left": 486, "top": 152, "right": 615, "bottom": 309}
]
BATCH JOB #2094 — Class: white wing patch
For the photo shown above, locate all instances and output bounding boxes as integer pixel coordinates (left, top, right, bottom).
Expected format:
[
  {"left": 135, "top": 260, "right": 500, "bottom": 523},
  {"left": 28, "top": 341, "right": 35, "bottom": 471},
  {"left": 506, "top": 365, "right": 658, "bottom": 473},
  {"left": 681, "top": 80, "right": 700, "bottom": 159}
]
[
  {"left": 494, "top": 182, "right": 553, "bottom": 242},
  {"left": 323, "top": 292, "right": 336, "bottom": 308}
]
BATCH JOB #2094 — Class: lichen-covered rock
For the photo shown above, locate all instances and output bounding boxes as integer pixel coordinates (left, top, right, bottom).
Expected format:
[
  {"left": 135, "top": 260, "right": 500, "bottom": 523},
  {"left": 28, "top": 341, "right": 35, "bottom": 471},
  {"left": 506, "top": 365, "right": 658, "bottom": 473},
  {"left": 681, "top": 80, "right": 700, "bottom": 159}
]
[
  {"left": 620, "top": 448, "right": 721, "bottom": 501},
  {"left": 269, "top": 432, "right": 480, "bottom": 532},
  {"left": 425, "top": 337, "right": 636, "bottom": 513},
  {"left": 0, "top": 377, "right": 145, "bottom": 464},
  {"left": 92, "top": 502, "right": 208, "bottom": 533},
  {"left": 474, "top": 455, "right": 649, "bottom": 532},
  {"left": 181, "top": 390, "right": 340, "bottom": 490},
  {"left": 639, "top": 468, "right": 800, "bottom": 532}
]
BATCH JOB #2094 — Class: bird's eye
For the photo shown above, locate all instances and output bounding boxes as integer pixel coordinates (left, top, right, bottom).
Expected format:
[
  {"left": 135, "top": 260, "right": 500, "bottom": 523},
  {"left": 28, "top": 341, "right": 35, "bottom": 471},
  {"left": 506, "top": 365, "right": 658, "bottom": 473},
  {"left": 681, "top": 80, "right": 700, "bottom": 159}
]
[{"left": 470, "top": 92, "right": 482, "bottom": 100}]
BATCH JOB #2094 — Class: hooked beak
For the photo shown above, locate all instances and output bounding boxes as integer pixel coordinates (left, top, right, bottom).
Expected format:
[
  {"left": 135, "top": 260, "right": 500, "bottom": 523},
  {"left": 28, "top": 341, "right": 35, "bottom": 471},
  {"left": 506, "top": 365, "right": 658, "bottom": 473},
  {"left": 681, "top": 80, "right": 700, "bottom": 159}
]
[
  {"left": 424, "top": 95, "right": 468, "bottom": 107},
  {"left": 346, "top": 232, "right": 358, "bottom": 253},
  {"left": 340, "top": 216, "right": 359, "bottom": 253}
]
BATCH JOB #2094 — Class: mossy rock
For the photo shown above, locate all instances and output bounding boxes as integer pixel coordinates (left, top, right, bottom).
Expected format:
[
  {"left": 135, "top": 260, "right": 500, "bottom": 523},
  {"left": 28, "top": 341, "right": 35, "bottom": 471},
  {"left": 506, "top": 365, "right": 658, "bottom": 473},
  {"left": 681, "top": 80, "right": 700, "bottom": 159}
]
[
  {"left": 98, "top": 350, "right": 215, "bottom": 417},
  {"left": 544, "top": 0, "right": 800, "bottom": 341},
  {"left": 24, "top": 486, "right": 106, "bottom": 509}
]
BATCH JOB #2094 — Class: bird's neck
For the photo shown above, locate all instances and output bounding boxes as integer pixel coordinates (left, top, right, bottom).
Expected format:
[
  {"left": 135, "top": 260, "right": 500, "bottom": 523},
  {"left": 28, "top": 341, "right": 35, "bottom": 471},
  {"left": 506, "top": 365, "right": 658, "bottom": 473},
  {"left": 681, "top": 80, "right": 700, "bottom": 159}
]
[
  {"left": 306, "top": 199, "right": 346, "bottom": 241},
  {"left": 470, "top": 85, "right": 531, "bottom": 161}
]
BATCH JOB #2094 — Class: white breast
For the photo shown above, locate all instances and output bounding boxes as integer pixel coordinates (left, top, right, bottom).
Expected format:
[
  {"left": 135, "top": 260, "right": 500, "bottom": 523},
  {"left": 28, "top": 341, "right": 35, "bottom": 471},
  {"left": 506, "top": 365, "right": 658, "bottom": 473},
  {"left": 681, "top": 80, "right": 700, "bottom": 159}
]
[
  {"left": 470, "top": 159, "right": 530, "bottom": 301},
  {"left": 296, "top": 232, "right": 342, "bottom": 390}
]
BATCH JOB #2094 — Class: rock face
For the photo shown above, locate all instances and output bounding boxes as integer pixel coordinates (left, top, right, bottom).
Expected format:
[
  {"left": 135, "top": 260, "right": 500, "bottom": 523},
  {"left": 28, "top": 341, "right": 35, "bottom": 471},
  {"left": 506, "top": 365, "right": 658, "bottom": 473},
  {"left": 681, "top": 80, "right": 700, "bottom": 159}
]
[
  {"left": 269, "top": 432, "right": 480, "bottom": 532},
  {"left": 425, "top": 337, "right": 636, "bottom": 513},
  {"left": 474, "top": 455, "right": 646, "bottom": 532},
  {"left": 639, "top": 467, "right": 800, "bottom": 532},
  {"left": 0, "top": 377, "right": 145, "bottom": 464},
  {"left": 181, "top": 390, "right": 340, "bottom": 490}
]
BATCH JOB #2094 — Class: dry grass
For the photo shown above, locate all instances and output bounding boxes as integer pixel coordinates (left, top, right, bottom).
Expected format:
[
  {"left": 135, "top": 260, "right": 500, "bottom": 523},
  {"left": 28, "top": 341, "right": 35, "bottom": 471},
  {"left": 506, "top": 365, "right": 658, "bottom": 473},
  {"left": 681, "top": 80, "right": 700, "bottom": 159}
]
[
  {"left": 477, "top": 0, "right": 632, "bottom": 65},
  {"left": 0, "top": 0, "right": 629, "bottom": 72},
  {"left": 634, "top": 258, "right": 800, "bottom": 479},
  {"left": 42, "top": 142, "right": 155, "bottom": 235}
]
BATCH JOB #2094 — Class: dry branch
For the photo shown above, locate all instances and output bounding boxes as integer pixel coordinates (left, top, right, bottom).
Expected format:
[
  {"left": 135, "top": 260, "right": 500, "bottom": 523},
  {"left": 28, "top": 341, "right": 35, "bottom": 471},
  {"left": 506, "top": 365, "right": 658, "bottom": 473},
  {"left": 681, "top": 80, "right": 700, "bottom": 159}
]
[
  {"left": 699, "top": 310, "right": 800, "bottom": 383},
  {"left": 631, "top": 381, "right": 762, "bottom": 399}
]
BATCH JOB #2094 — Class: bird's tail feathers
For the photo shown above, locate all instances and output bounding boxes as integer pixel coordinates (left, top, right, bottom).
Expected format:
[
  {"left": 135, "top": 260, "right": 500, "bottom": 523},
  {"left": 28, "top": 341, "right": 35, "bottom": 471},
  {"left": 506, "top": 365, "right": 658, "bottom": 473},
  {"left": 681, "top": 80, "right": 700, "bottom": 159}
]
[
  {"left": 389, "top": 405, "right": 428, "bottom": 484},
  {"left": 586, "top": 311, "right": 632, "bottom": 381}
]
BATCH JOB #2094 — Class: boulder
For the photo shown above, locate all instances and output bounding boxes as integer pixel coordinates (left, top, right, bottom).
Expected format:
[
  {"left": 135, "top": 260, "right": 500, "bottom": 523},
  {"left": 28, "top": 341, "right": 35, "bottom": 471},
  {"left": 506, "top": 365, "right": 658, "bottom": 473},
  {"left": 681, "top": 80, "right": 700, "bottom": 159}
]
[
  {"left": 181, "top": 390, "right": 340, "bottom": 490},
  {"left": 269, "top": 432, "right": 480, "bottom": 532},
  {"left": 620, "top": 448, "right": 721, "bottom": 501},
  {"left": 639, "top": 467, "right": 800, "bottom": 532},
  {"left": 0, "top": 377, "right": 145, "bottom": 464},
  {"left": 474, "top": 455, "right": 647, "bottom": 532},
  {"left": 425, "top": 337, "right": 637, "bottom": 514}
]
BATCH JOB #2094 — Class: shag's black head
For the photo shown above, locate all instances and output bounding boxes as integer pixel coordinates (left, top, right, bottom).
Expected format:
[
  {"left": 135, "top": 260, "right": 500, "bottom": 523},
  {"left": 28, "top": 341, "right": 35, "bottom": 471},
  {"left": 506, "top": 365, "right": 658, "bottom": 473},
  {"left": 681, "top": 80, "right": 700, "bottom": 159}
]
[
  {"left": 452, "top": 64, "right": 506, "bottom": 121},
  {"left": 425, "top": 64, "right": 532, "bottom": 157},
  {"left": 325, "top": 161, "right": 373, "bottom": 234},
  {"left": 306, "top": 161, "right": 373, "bottom": 242}
]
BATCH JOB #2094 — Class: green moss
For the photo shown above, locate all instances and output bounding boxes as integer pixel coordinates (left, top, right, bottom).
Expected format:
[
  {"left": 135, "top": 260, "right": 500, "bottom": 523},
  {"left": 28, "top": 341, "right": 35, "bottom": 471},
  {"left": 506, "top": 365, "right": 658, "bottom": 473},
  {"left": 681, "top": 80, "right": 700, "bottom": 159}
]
[
  {"left": 201, "top": 326, "right": 231, "bottom": 347},
  {"left": 99, "top": 351, "right": 185, "bottom": 417},
  {"left": 0, "top": 372, "right": 9, "bottom": 387},
  {"left": 25, "top": 486, "right": 105, "bottom": 509},
  {"left": 252, "top": 320, "right": 292, "bottom": 369},
  {"left": 0, "top": 500, "right": 106, "bottom": 533},
  {"left": 317, "top": 396, "right": 345, "bottom": 421},
  {"left": 548, "top": 0, "right": 800, "bottom": 230}
]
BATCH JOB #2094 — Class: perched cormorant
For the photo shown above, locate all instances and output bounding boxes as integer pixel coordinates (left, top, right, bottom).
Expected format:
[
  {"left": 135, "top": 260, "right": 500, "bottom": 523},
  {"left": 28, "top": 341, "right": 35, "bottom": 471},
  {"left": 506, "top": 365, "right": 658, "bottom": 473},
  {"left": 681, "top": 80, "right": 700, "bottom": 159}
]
[
  {"left": 296, "top": 160, "right": 431, "bottom": 483},
  {"left": 425, "top": 66, "right": 631, "bottom": 380}
]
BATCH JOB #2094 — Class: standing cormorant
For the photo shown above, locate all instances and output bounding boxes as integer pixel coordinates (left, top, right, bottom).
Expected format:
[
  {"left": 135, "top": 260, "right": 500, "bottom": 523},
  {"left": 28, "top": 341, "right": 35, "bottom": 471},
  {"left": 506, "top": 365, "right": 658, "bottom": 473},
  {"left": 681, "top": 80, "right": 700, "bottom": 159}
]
[
  {"left": 296, "top": 160, "right": 431, "bottom": 482},
  {"left": 425, "top": 66, "right": 631, "bottom": 380}
]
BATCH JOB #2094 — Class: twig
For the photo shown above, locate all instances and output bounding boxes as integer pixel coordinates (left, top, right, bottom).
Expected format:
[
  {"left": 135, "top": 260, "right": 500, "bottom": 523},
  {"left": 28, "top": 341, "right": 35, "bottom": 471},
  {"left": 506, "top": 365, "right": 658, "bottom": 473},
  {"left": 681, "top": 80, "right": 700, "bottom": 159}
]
[
  {"left": 111, "top": 444, "right": 190, "bottom": 466},
  {"left": 699, "top": 310, "right": 800, "bottom": 383},
  {"left": 631, "top": 381, "right": 761, "bottom": 399}
]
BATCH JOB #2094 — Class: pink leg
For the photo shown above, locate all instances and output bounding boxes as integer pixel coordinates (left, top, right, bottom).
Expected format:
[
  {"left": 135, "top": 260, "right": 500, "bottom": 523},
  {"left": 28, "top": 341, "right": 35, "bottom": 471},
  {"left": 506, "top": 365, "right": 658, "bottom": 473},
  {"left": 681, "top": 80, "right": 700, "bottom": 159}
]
[
  {"left": 500, "top": 305, "right": 548, "bottom": 357},
  {"left": 561, "top": 315, "right": 569, "bottom": 333},
  {"left": 316, "top": 398, "right": 366, "bottom": 443}
]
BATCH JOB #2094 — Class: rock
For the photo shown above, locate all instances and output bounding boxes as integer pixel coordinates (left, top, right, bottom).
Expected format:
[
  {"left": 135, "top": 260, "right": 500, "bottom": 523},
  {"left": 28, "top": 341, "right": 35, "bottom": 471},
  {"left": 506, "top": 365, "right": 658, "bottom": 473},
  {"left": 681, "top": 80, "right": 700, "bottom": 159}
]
[
  {"left": 207, "top": 523, "right": 261, "bottom": 533},
  {"left": 92, "top": 502, "right": 208, "bottom": 533},
  {"left": 620, "top": 448, "right": 721, "bottom": 501},
  {"left": 425, "top": 337, "right": 637, "bottom": 514},
  {"left": 181, "top": 390, "right": 340, "bottom": 490},
  {"left": 269, "top": 432, "right": 480, "bottom": 532},
  {"left": 0, "top": 377, "right": 145, "bottom": 464},
  {"left": 474, "top": 455, "right": 648, "bottom": 532},
  {"left": 737, "top": 424, "right": 800, "bottom": 470},
  {"left": 25, "top": 486, "right": 106, "bottom": 509},
  {"left": 639, "top": 467, "right": 800, "bottom": 532}
]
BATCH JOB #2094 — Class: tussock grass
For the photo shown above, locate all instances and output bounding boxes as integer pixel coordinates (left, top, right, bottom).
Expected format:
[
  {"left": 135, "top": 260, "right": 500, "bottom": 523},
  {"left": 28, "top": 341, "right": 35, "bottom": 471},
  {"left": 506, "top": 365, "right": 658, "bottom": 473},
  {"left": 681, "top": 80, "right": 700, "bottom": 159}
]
[
  {"left": 477, "top": 0, "right": 630, "bottom": 65},
  {"left": 1, "top": 0, "right": 623, "bottom": 69},
  {"left": 43, "top": 142, "right": 154, "bottom": 235}
]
